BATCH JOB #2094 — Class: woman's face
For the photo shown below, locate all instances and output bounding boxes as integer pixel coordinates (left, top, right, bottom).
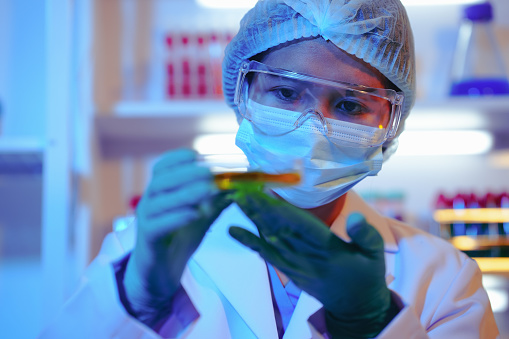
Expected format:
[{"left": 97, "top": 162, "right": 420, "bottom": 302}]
[{"left": 249, "top": 38, "right": 392, "bottom": 128}]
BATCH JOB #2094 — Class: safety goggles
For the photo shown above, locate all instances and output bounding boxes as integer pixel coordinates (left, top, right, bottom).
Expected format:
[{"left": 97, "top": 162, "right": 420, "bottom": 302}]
[{"left": 234, "top": 60, "right": 404, "bottom": 147}]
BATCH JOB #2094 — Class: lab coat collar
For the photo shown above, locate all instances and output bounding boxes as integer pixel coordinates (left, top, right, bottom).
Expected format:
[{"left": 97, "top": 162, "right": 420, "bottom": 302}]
[
  {"left": 331, "top": 191, "right": 399, "bottom": 286},
  {"left": 330, "top": 191, "right": 399, "bottom": 253},
  {"left": 284, "top": 291, "right": 323, "bottom": 338},
  {"left": 192, "top": 203, "right": 279, "bottom": 339}
]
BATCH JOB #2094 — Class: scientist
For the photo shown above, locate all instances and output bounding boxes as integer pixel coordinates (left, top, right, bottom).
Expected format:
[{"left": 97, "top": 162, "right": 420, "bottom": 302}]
[{"left": 40, "top": 0, "right": 499, "bottom": 338}]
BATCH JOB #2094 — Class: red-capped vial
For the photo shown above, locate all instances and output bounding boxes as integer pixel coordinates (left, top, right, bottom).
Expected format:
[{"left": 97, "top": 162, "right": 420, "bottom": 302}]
[
  {"left": 500, "top": 192, "right": 509, "bottom": 208},
  {"left": 129, "top": 195, "right": 142, "bottom": 211},
  {"left": 466, "top": 193, "right": 480, "bottom": 208},
  {"left": 452, "top": 193, "right": 466, "bottom": 209},
  {"left": 435, "top": 193, "right": 451, "bottom": 209},
  {"left": 166, "top": 36, "right": 173, "bottom": 48},
  {"left": 484, "top": 192, "right": 498, "bottom": 208}
]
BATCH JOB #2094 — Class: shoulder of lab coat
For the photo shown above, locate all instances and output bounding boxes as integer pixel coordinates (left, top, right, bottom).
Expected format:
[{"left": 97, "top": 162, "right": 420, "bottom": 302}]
[
  {"left": 379, "top": 219, "right": 499, "bottom": 338},
  {"left": 324, "top": 191, "right": 500, "bottom": 339}
]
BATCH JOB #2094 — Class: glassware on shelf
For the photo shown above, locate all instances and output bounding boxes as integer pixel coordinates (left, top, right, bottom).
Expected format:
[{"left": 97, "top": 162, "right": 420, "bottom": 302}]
[
  {"left": 451, "top": 193, "right": 467, "bottom": 236},
  {"left": 164, "top": 31, "right": 234, "bottom": 101},
  {"left": 449, "top": 2, "right": 509, "bottom": 97},
  {"left": 433, "top": 190, "right": 509, "bottom": 258}
]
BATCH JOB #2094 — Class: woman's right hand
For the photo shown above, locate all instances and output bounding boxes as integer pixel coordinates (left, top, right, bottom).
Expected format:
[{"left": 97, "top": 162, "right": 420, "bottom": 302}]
[{"left": 123, "top": 149, "right": 232, "bottom": 327}]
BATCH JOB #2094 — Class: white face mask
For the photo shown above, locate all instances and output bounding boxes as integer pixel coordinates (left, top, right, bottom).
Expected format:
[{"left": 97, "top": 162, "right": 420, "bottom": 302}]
[{"left": 235, "top": 100, "right": 384, "bottom": 209}]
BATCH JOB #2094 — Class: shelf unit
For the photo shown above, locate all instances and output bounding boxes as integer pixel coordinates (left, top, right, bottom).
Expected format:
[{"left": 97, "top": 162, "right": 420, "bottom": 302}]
[
  {"left": 96, "top": 100, "right": 238, "bottom": 157},
  {"left": 1, "top": 0, "right": 77, "bottom": 330},
  {"left": 434, "top": 207, "right": 509, "bottom": 273},
  {"left": 0, "top": 137, "right": 44, "bottom": 174},
  {"left": 409, "top": 96, "right": 509, "bottom": 132}
]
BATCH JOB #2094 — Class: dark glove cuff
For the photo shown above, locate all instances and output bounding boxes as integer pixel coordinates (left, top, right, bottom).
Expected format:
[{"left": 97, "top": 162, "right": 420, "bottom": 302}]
[
  {"left": 324, "top": 293, "right": 401, "bottom": 338},
  {"left": 114, "top": 253, "right": 175, "bottom": 329}
]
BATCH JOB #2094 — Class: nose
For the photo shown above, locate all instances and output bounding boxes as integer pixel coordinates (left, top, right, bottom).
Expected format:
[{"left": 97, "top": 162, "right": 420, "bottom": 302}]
[
  {"left": 301, "top": 87, "right": 335, "bottom": 119},
  {"left": 293, "top": 108, "right": 329, "bottom": 135}
]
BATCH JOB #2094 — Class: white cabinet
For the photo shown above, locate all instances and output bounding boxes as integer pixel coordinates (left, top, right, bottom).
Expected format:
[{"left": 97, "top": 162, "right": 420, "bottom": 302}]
[{"left": 0, "top": 0, "right": 81, "bottom": 336}]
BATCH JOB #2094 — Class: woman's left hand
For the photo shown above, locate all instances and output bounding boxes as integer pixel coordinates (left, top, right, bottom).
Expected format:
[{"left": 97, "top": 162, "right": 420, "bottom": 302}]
[{"left": 229, "top": 191, "right": 398, "bottom": 337}]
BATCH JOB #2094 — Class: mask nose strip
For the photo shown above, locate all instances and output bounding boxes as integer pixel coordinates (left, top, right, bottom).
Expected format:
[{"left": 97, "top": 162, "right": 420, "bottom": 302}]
[{"left": 294, "top": 109, "right": 329, "bottom": 135}]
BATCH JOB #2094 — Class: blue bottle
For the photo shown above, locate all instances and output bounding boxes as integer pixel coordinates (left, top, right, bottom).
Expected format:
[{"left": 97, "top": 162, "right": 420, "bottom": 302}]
[{"left": 450, "top": 2, "right": 509, "bottom": 96}]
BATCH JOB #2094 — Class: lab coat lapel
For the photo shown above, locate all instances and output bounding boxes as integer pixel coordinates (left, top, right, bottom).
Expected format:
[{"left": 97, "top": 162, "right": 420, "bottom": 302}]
[
  {"left": 331, "top": 191, "right": 399, "bottom": 284},
  {"left": 283, "top": 291, "right": 323, "bottom": 339},
  {"left": 192, "top": 203, "right": 279, "bottom": 339}
]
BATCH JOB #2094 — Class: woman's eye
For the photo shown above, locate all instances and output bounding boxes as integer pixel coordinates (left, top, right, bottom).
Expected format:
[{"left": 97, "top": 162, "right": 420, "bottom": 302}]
[
  {"left": 337, "top": 100, "right": 363, "bottom": 114},
  {"left": 273, "top": 87, "right": 298, "bottom": 101}
]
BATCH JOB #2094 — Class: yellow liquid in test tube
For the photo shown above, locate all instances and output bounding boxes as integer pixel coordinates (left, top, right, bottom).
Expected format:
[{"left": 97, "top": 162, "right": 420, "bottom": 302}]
[{"left": 214, "top": 171, "right": 301, "bottom": 190}]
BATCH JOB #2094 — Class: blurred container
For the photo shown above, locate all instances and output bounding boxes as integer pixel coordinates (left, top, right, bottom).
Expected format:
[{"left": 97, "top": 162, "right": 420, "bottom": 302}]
[
  {"left": 165, "top": 34, "right": 178, "bottom": 99},
  {"left": 361, "top": 190, "right": 405, "bottom": 222},
  {"left": 501, "top": 192, "right": 509, "bottom": 235},
  {"left": 485, "top": 192, "right": 501, "bottom": 237},
  {"left": 208, "top": 33, "right": 226, "bottom": 98},
  {"left": 196, "top": 35, "right": 209, "bottom": 98},
  {"left": 164, "top": 31, "right": 233, "bottom": 100},
  {"left": 450, "top": 2, "right": 509, "bottom": 96},
  {"left": 112, "top": 195, "right": 141, "bottom": 233},
  {"left": 435, "top": 192, "right": 453, "bottom": 209},
  {"left": 451, "top": 193, "right": 467, "bottom": 236},
  {"left": 181, "top": 34, "right": 192, "bottom": 98},
  {"left": 435, "top": 190, "right": 509, "bottom": 258}
]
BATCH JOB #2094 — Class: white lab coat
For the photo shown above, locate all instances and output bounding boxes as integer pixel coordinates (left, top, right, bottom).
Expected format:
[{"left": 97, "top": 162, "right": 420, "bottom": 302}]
[{"left": 39, "top": 191, "right": 499, "bottom": 338}]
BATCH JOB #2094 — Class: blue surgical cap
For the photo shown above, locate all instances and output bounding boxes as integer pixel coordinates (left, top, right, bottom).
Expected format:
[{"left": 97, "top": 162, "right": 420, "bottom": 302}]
[{"left": 222, "top": 0, "right": 416, "bottom": 156}]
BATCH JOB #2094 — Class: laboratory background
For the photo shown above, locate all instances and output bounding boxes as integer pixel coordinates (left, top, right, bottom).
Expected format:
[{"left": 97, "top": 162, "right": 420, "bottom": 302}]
[{"left": 0, "top": 0, "right": 508, "bottom": 337}]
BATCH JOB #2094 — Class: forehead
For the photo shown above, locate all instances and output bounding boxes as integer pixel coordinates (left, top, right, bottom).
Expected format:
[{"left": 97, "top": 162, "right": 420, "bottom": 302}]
[{"left": 259, "top": 38, "right": 386, "bottom": 89}]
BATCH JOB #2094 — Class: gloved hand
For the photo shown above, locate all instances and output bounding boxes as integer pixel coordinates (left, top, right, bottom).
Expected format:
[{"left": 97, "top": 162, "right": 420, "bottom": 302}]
[
  {"left": 229, "top": 191, "right": 399, "bottom": 338},
  {"left": 123, "top": 149, "right": 232, "bottom": 327}
]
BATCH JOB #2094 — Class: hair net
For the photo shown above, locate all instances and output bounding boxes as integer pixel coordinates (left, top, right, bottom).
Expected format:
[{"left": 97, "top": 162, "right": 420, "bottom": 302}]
[{"left": 222, "top": 0, "right": 416, "bottom": 158}]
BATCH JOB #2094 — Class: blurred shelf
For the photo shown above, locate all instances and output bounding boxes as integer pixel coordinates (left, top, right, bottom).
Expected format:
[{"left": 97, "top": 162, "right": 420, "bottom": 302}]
[
  {"left": 97, "top": 100, "right": 238, "bottom": 158},
  {"left": 113, "top": 99, "right": 230, "bottom": 117},
  {"left": 0, "top": 137, "right": 44, "bottom": 152},
  {"left": 0, "top": 137, "right": 44, "bottom": 174},
  {"left": 411, "top": 96, "right": 509, "bottom": 132},
  {"left": 474, "top": 257, "right": 509, "bottom": 274},
  {"left": 97, "top": 96, "right": 509, "bottom": 158},
  {"left": 434, "top": 208, "right": 509, "bottom": 223},
  {"left": 450, "top": 236, "right": 509, "bottom": 252},
  {"left": 415, "top": 95, "right": 509, "bottom": 110}
]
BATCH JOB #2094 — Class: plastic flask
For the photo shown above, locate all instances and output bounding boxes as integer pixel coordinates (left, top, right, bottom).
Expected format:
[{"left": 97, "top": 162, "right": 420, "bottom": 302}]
[{"left": 450, "top": 2, "right": 509, "bottom": 96}]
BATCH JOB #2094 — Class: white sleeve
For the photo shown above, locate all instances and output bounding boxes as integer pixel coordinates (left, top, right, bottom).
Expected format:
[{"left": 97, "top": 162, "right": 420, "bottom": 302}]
[
  {"left": 38, "top": 231, "right": 198, "bottom": 339},
  {"left": 378, "top": 258, "right": 499, "bottom": 339}
]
